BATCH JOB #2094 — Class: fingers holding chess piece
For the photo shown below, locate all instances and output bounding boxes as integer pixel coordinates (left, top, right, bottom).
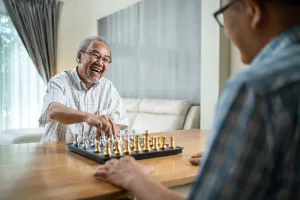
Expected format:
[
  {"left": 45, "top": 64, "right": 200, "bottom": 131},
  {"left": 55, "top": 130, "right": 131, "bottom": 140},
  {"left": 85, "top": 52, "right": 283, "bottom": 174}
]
[
  {"left": 159, "top": 136, "right": 166, "bottom": 150},
  {"left": 114, "top": 140, "right": 122, "bottom": 156},
  {"left": 169, "top": 136, "right": 175, "bottom": 149},
  {"left": 104, "top": 140, "right": 112, "bottom": 157},
  {"left": 152, "top": 136, "right": 159, "bottom": 151},
  {"left": 123, "top": 138, "right": 131, "bottom": 155}
]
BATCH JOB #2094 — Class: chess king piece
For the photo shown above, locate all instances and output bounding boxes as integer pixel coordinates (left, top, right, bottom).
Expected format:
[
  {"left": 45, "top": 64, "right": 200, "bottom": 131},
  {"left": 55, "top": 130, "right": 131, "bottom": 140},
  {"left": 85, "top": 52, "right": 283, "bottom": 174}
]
[
  {"left": 123, "top": 138, "right": 131, "bottom": 155},
  {"left": 152, "top": 136, "right": 159, "bottom": 151},
  {"left": 169, "top": 136, "right": 175, "bottom": 149},
  {"left": 104, "top": 140, "right": 112, "bottom": 157},
  {"left": 134, "top": 135, "right": 141, "bottom": 153},
  {"left": 159, "top": 136, "right": 166, "bottom": 150},
  {"left": 143, "top": 131, "right": 151, "bottom": 152},
  {"left": 94, "top": 140, "right": 101, "bottom": 153},
  {"left": 114, "top": 140, "right": 123, "bottom": 156}
]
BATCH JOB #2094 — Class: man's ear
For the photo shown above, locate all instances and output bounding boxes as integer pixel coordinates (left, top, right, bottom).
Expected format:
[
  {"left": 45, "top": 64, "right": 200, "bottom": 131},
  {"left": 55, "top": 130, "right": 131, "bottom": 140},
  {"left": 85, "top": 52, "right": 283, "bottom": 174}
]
[
  {"left": 245, "top": 0, "right": 264, "bottom": 29},
  {"left": 77, "top": 53, "right": 82, "bottom": 63}
]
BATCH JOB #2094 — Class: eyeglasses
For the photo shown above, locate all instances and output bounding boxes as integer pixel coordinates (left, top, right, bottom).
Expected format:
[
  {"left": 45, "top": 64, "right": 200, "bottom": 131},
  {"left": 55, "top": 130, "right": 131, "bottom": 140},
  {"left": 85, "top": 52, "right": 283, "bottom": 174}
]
[
  {"left": 213, "top": 0, "right": 240, "bottom": 28},
  {"left": 82, "top": 51, "right": 112, "bottom": 64}
]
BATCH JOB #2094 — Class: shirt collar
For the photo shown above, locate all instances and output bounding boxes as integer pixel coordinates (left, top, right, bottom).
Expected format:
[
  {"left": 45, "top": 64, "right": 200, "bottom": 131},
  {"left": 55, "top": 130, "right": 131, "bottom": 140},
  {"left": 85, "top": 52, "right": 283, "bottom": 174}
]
[
  {"left": 71, "top": 67, "right": 100, "bottom": 90},
  {"left": 251, "top": 25, "right": 300, "bottom": 67}
]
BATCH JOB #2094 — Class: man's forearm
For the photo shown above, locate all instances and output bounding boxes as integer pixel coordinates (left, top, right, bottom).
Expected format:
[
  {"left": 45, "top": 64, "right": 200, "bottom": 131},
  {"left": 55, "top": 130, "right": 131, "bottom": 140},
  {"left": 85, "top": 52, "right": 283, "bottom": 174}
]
[
  {"left": 127, "top": 176, "right": 183, "bottom": 200},
  {"left": 49, "top": 102, "right": 88, "bottom": 124}
]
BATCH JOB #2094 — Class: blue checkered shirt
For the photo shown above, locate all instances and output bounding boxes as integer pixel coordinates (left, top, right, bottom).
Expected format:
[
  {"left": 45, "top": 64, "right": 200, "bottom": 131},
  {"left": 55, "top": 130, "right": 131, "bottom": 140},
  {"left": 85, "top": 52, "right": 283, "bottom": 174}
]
[{"left": 188, "top": 26, "right": 300, "bottom": 200}]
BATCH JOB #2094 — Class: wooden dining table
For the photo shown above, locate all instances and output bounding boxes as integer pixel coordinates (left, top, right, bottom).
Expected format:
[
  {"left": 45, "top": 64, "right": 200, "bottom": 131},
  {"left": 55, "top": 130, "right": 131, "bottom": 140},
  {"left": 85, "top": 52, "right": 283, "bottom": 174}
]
[{"left": 0, "top": 129, "right": 208, "bottom": 200}]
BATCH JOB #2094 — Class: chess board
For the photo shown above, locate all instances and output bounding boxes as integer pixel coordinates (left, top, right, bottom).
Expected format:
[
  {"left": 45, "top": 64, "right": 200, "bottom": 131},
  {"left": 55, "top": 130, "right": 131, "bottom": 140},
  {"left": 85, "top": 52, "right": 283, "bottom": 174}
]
[{"left": 67, "top": 142, "right": 183, "bottom": 164}]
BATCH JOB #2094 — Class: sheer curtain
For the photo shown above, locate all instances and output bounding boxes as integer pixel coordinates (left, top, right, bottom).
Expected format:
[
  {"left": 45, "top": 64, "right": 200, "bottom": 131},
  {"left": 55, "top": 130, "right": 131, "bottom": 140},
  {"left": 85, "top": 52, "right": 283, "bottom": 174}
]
[
  {"left": 0, "top": 12, "right": 46, "bottom": 131},
  {"left": 98, "top": 0, "right": 201, "bottom": 104}
]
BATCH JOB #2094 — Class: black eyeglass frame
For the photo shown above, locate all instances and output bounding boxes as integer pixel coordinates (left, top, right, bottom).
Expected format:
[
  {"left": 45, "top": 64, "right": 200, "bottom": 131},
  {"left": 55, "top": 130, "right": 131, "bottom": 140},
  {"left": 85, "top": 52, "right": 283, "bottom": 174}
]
[
  {"left": 81, "top": 50, "right": 112, "bottom": 64},
  {"left": 213, "top": 0, "right": 240, "bottom": 28}
]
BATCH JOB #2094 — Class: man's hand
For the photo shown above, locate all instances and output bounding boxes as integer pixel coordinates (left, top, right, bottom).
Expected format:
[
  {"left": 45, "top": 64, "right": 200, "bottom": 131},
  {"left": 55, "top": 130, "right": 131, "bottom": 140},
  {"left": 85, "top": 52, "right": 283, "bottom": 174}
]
[
  {"left": 94, "top": 156, "right": 154, "bottom": 189},
  {"left": 189, "top": 152, "right": 203, "bottom": 166},
  {"left": 85, "top": 114, "right": 116, "bottom": 137}
]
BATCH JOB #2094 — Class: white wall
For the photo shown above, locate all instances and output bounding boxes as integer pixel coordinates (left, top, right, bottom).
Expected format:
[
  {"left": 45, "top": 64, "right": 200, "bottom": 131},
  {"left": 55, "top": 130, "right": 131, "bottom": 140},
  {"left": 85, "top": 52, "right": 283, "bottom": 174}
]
[
  {"left": 57, "top": 0, "right": 141, "bottom": 73},
  {"left": 200, "top": 0, "right": 231, "bottom": 130}
]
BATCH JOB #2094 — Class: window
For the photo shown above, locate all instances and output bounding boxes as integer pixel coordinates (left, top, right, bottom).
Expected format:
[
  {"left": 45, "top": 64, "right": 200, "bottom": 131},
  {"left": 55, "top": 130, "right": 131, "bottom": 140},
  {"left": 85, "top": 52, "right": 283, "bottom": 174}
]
[{"left": 0, "top": 12, "right": 46, "bottom": 131}]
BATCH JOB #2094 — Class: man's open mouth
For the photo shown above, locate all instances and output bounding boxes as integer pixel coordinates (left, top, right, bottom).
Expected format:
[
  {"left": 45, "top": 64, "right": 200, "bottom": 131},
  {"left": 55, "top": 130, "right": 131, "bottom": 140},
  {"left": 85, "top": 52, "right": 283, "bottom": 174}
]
[{"left": 90, "top": 66, "right": 102, "bottom": 73}]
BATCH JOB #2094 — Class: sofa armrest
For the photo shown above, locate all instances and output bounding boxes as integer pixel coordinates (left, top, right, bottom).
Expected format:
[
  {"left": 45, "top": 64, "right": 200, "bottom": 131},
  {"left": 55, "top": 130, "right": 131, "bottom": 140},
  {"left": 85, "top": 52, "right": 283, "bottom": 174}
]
[
  {"left": 0, "top": 128, "right": 45, "bottom": 145},
  {"left": 183, "top": 106, "right": 200, "bottom": 129}
]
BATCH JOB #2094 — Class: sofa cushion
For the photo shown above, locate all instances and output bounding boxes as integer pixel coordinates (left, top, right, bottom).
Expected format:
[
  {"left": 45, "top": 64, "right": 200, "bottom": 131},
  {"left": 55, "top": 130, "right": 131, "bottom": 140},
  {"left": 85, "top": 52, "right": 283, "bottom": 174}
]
[
  {"left": 132, "top": 113, "right": 187, "bottom": 133},
  {"left": 122, "top": 98, "right": 192, "bottom": 134},
  {"left": 122, "top": 98, "right": 141, "bottom": 112},
  {"left": 138, "top": 99, "right": 190, "bottom": 116}
]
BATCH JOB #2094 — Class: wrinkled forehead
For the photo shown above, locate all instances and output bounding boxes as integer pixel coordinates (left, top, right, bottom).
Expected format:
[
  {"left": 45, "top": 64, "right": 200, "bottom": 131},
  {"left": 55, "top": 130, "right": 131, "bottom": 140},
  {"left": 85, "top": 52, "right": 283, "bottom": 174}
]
[{"left": 88, "top": 40, "right": 111, "bottom": 56}]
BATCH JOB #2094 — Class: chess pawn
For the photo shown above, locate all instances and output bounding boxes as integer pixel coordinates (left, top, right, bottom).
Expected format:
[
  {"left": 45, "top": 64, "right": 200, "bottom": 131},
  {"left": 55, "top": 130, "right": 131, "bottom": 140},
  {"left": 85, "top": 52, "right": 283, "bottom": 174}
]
[
  {"left": 131, "top": 136, "right": 136, "bottom": 149},
  {"left": 82, "top": 137, "right": 87, "bottom": 149},
  {"left": 73, "top": 134, "right": 79, "bottom": 146},
  {"left": 94, "top": 140, "right": 101, "bottom": 153},
  {"left": 143, "top": 132, "right": 151, "bottom": 152},
  {"left": 134, "top": 135, "right": 141, "bottom": 153},
  {"left": 132, "top": 129, "right": 136, "bottom": 136},
  {"left": 90, "top": 134, "right": 96, "bottom": 147},
  {"left": 104, "top": 140, "right": 112, "bottom": 157},
  {"left": 150, "top": 136, "right": 154, "bottom": 147},
  {"left": 100, "top": 133, "right": 106, "bottom": 148},
  {"left": 152, "top": 136, "right": 159, "bottom": 151},
  {"left": 169, "top": 137, "right": 175, "bottom": 149},
  {"left": 123, "top": 138, "right": 131, "bottom": 155},
  {"left": 158, "top": 136, "right": 161, "bottom": 148},
  {"left": 114, "top": 140, "right": 122, "bottom": 156},
  {"left": 159, "top": 136, "right": 166, "bottom": 150},
  {"left": 109, "top": 136, "right": 115, "bottom": 151}
]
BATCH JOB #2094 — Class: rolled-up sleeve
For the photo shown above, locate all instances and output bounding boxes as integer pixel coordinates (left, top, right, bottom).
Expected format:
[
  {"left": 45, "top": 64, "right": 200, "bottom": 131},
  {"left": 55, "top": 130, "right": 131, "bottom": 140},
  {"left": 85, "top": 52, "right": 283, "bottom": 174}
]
[
  {"left": 188, "top": 81, "right": 271, "bottom": 200},
  {"left": 38, "top": 77, "right": 67, "bottom": 126}
]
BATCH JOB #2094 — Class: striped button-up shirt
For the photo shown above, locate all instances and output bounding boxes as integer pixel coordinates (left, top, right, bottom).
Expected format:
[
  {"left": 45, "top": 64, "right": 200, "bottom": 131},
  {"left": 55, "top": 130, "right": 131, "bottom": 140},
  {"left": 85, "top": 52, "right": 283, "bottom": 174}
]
[
  {"left": 189, "top": 26, "right": 300, "bottom": 199},
  {"left": 39, "top": 68, "right": 129, "bottom": 142}
]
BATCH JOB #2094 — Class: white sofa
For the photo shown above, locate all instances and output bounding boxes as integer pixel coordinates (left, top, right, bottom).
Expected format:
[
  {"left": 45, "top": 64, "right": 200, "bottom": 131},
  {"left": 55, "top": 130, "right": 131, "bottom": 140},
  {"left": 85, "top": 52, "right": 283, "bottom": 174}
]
[
  {"left": 0, "top": 98, "right": 200, "bottom": 145},
  {"left": 123, "top": 98, "right": 200, "bottom": 133}
]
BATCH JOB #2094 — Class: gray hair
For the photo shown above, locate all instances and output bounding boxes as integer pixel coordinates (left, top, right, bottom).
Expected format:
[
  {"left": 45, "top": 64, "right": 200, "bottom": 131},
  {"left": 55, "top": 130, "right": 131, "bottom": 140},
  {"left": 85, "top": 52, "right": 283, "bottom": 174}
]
[{"left": 76, "top": 36, "right": 112, "bottom": 62}]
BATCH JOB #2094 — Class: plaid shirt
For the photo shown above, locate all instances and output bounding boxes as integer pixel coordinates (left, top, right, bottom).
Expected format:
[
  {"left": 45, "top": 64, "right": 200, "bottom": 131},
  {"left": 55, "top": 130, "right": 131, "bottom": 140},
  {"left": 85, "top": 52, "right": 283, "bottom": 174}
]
[
  {"left": 39, "top": 68, "right": 129, "bottom": 142},
  {"left": 189, "top": 26, "right": 300, "bottom": 200}
]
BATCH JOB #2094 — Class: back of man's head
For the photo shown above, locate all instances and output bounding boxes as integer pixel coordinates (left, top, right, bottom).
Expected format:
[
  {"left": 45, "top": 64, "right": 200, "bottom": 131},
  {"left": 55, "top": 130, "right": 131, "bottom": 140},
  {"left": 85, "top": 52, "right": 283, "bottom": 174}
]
[{"left": 222, "top": 0, "right": 300, "bottom": 64}]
